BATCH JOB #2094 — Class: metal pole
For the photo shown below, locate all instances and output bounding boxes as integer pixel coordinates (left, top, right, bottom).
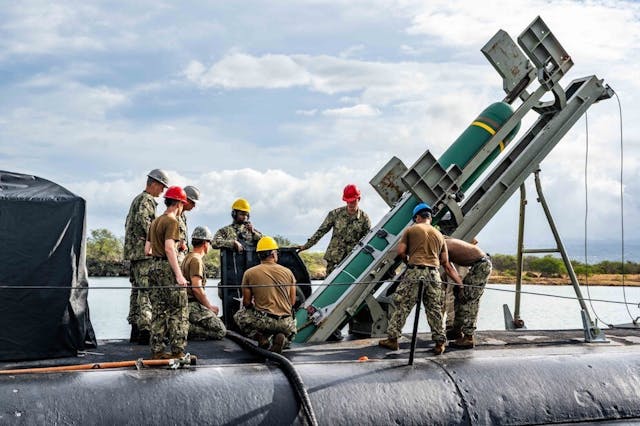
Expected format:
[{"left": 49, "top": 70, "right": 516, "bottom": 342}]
[
  {"left": 514, "top": 183, "right": 527, "bottom": 326},
  {"left": 532, "top": 169, "right": 606, "bottom": 342},
  {"left": 408, "top": 279, "right": 425, "bottom": 366}
]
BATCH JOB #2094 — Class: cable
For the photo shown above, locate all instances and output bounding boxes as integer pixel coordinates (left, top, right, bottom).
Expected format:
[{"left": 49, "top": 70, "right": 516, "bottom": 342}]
[
  {"left": 225, "top": 330, "right": 318, "bottom": 426},
  {"left": 582, "top": 110, "right": 605, "bottom": 325},
  {"left": 614, "top": 91, "right": 636, "bottom": 324}
]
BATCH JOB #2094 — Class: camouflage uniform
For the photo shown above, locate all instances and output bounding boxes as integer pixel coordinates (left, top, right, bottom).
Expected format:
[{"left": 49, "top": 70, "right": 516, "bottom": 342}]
[
  {"left": 149, "top": 259, "right": 189, "bottom": 354},
  {"left": 182, "top": 251, "right": 227, "bottom": 340},
  {"left": 301, "top": 206, "right": 371, "bottom": 274},
  {"left": 123, "top": 191, "right": 157, "bottom": 331},
  {"left": 212, "top": 223, "right": 262, "bottom": 249},
  {"left": 386, "top": 268, "right": 445, "bottom": 342},
  {"left": 188, "top": 302, "right": 227, "bottom": 340},
  {"left": 234, "top": 308, "right": 296, "bottom": 342},
  {"left": 177, "top": 213, "right": 188, "bottom": 264},
  {"left": 453, "top": 257, "right": 492, "bottom": 336}
]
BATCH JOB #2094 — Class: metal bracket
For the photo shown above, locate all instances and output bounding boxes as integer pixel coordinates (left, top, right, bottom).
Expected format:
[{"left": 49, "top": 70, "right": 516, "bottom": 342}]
[{"left": 581, "top": 310, "right": 608, "bottom": 343}]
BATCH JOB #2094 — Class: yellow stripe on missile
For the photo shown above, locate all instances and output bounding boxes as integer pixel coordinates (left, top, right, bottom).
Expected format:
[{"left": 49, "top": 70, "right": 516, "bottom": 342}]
[
  {"left": 473, "top": 121, "right": 506, "bottom": 151},
  {"left": 471, "top": 120, "right": 496, "bottom": 135}
]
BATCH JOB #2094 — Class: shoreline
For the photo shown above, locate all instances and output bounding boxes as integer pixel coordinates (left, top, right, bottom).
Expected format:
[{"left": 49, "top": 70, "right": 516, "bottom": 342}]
[{"left": 488, "top": 273, "right": 640, "bottom": 287}]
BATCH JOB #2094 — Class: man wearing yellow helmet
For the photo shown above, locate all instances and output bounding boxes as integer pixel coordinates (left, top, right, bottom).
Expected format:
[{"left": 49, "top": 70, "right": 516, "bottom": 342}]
[
  {"left": 233, "top": 236, "right": 297, "bottom": 354},
  {"left": 212, "top": 198, "right": 262, "bottom": 252}
]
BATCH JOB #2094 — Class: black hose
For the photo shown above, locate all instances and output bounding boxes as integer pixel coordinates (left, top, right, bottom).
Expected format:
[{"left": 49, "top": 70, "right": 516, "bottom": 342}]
[{"left": 225, "top": 331, "right": 318, "bottom": 426}]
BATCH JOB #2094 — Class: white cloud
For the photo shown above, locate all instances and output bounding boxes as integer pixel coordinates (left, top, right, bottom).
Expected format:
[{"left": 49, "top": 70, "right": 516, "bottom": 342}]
[
  {"left": 3, "top": 0, "right": 639, "bottom": 259},
  {"left": 184, "top": 54, "right": 313, "bottom": 89},
  {"left": 322, "top": 104, "right": 381, "bottom": 117}
]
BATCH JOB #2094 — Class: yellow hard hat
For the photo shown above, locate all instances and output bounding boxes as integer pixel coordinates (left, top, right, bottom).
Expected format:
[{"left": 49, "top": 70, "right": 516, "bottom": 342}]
[
  {"left": 231, "top": 198, "right": 251, "bottom": 212},
  {"left": 256, "top": 236, "right": 279, "bottom": 252}
]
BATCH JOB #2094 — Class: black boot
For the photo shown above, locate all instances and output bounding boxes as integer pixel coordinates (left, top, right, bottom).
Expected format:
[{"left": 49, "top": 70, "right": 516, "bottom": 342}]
[{"left": 129, "top": 324, "right": 139, "bottom": 343}]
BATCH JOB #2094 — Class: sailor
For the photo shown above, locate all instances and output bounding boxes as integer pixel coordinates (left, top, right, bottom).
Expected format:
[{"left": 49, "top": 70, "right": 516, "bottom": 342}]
[
  {"left": 378, "top": 203, "right": 461, "bottom": 355},
  {"left": 182, "top": 225, "right": 227, "bottom": 340},
  {"left": 444, "top": 237, "right": 492, "bottom": 349},
  {"left": 298, "top": 184, "right": 371, "bottom": 275},
  {"left": 177, "top": 185, "right": 200, "bottom": 264},
  {"left": 212, "top": 198, "right": 262, "bottom": 252},
  {"left": 233, "top": 236, "right": 297, "bottom": 353},
  {"left": 123, "top": 168, "right": 169, "bottom": 345},
  {"left": 145, "top": 186, "right": 190, "bottom": 359}
]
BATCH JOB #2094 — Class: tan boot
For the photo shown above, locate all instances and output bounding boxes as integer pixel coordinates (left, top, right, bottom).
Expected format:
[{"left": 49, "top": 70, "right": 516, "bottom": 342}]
[
  {"left": 432, "top": 341, "right": 446, "bottom": 355},
  {"left": 449, "top": 335, "right": 475, "bottom": 349},
  {"left": 151, "top": 352, "right": 172, "bottom": 360},
  {"left": 170, "top": 351, "right": 186, "bottom": 359},
  {"left": 270, "top": 333, "right": 286, "bottom": 354},
  {"left": 378, "top": 337, "right": 399, "bottom": 351},
  {"left": 255, "top": 332, "right": 270, "bottom": 349}
]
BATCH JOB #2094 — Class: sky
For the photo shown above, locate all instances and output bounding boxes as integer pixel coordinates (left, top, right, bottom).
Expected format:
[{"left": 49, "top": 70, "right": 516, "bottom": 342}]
[{"left": 2, "top": 0, "right": 639, "bottom": 260}]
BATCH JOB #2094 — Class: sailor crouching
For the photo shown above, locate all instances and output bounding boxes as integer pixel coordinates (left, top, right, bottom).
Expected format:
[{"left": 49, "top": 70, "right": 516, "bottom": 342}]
[{"left": 233, "top": 236, "right": 297, "bottom": 354}]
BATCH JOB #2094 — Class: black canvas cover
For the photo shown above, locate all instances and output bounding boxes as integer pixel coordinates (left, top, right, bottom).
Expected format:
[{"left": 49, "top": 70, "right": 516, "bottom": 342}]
[{"left": 0, "top": 171, "right": 96, "bottom": 361}]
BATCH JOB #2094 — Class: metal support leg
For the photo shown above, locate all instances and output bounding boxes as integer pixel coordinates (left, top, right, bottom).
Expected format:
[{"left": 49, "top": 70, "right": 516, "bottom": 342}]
[
  {"left": 514, "top": 184, "right": 527, "bottom": 329},
  {"left": 532, "top": 170, "right": 607, "bottom": 342}
]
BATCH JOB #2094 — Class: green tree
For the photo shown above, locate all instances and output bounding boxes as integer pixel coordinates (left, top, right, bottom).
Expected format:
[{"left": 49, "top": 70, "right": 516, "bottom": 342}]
[
  {"left": 274, "top": 234, "right": 295, "bottom": 247},
  {"left": 529, "top": 255, "right": 566, "bottom": 277},
  {"left": 203, "top": 249, "right": 221, "bottom": 278},
  {"left": 87, "top": 229, "right": 123, "bottom": 262},
  {"left": 490, "top": 254, "right": 517, "bottom": 273}
]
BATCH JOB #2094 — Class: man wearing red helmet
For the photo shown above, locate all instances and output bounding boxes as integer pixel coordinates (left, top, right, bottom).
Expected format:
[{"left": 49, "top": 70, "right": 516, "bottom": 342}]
[
  {"left": 298, "top": 184, "right": 371, "bottom": 275},
  {"left": 145, "top": 186, "right": 190, "bottom": 359}
]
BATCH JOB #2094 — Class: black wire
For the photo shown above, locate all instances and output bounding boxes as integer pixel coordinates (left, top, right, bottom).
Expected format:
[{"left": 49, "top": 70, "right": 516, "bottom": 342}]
[
  {"left": 613, "top": 92, "right": 635, "bottom": 324},
  {"left": 3, "top": 278, "right": 638, "bottom": 307},
  {"left": 582, "top": 110, "right": 605, "bottom": 324},
  {"left": 225, "top": 330, "right": 318, "bottom": 426}
]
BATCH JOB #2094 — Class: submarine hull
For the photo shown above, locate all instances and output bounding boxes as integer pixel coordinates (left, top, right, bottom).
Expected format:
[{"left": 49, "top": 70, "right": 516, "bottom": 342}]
[{"left": 3, "top": 330, "right": 640, "bottom": 425}]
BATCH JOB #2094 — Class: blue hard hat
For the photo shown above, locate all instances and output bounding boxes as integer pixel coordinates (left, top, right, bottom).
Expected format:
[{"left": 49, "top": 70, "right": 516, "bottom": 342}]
[{"left": 412, "top": 202, "right": 432, "bottom": 218}]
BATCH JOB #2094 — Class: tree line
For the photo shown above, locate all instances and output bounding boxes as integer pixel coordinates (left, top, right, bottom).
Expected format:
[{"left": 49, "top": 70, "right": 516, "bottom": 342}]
[
  {"left": 85, "top": 229, "right": 327, "bottom": 279},
  {"left": 86, "top": 228, "right": 639, "bottom": 278}
]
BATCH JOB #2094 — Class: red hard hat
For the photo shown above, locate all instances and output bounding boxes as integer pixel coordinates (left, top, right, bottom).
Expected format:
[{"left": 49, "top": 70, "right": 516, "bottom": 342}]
[
  {"left": 164, "top": 186, "right": 187, "bottom": 203},
  {"left": 342, "top": 184, "right": 361, "bottom": 202}
]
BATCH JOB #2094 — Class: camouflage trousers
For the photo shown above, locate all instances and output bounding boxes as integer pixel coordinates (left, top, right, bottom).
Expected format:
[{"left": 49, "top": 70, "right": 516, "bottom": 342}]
[
  {"left": 188, "top": 301, "right": 227, "bottom": 340},
  {"left": 453, "top": 258, "right": 492, "bottom": 336},
  {"left": 325, "top": 260, "right": 338, "bottom": 276},
  {"left": 386, "top": 268, "right": 445, "bottom": 342},
  {"left": 127, "top": 259, "right": 153, "bottom": 331},
  {"left": 148, "top": 260, "right": 189, "bottom": 355},
  {"left": 234, "top": 307, "right": 296, "bottom": 343}
]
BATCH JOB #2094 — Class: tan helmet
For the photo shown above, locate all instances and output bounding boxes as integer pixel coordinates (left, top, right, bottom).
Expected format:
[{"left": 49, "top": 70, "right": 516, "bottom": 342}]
[
  {"left": 231, "top": 198, "right": 251, "bottom": 212},
  {"left": 184, "top": 186, "right": 200, "bottom": 203},
  {"left": 147, "top": 169, "right": 170, "bottom": 187},
  {"left": 191, "top": 226, "right": 213, "bottom": 242},
  {"left": 256, "top": 236, "right": 279, "bottom": 252}
]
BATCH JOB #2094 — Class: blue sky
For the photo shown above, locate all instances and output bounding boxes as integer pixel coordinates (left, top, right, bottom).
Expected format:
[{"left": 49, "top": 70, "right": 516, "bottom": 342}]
[{"left": 2, "top": 0, "right": 639, "bottom": 259}]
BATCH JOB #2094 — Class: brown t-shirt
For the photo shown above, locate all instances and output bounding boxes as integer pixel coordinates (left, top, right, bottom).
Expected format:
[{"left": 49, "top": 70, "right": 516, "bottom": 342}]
[
  {"left": 400, "top": 222, "right": 445, "bottom": 267},
  {"left": 181, "top": 252, "right": 205, "bottom": 298},
  {"left": 242, "top": 261, "right": 296, "bottom": 317},
  {"left": 147, "top": 214, "right": 180, "bottom": 258}
]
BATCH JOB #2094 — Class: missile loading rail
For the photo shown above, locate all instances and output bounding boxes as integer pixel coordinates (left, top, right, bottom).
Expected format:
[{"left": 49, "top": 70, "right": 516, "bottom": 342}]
[{"left": 295, "top": 16, "right": 614, "bottom": 343}]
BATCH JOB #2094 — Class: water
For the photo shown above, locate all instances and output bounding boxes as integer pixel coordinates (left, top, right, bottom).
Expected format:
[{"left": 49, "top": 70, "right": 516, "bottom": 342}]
[{"left": 88, "top": 277, "right": 640, "bottom": 340}]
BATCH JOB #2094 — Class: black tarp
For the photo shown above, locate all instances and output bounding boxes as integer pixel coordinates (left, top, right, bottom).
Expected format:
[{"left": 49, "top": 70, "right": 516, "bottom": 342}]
[{"left": 0, "top": 171, "right": 96, "bottom": 361}]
